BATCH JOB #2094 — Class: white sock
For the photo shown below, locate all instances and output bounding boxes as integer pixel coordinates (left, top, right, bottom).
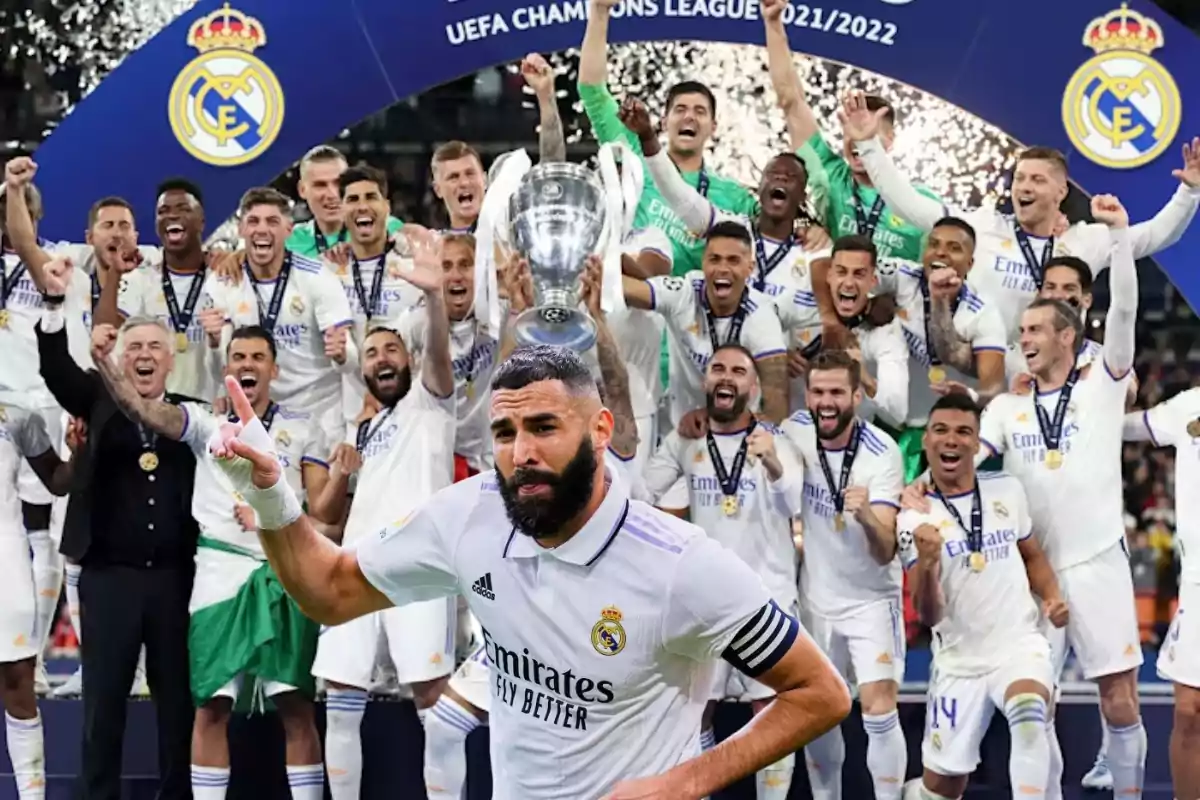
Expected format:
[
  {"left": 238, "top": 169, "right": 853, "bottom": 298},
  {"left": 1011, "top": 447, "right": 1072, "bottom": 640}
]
[
  {"left": 700, "top": 727, "right": 716, "bottom": 752},
  {"left": 286, "top": 764, "right": 324, "bottom": 800},
  {"left": 1045, "top": 720, "right": 1064, "bottom": 800},
  {"left": 324, "top": 689, "right": 368, "bottom": 800},
  {"left": 1005, "top": 693, "right": 1050, "bottom": 798},
  {"left": 26, "top": 529, "right": 62, "bottom": 650},
  {"left": 190, "top": 765, "right": 229, "bottom": 800},
  {"left": 756, "top": 752, "right": 795, "bottom": 800},
  {"left": 804, "top": 726, "right": 846, "bottom": 800},
  {"left": 1097, "top": 703, "right": 1110, "bottom": 760},
  {"left": 863, "top": 710, "right": 907, "bottom": 800},
  {"left": 5, "top": 712, "right": 45, "bottom": 800},
  {"left": 1106, "top": 719, "right": 1147, "bottom": 797},
  {"left": 65, "top": 563, "right": 82, "bottom": 646},
  {"left": 424, "top": 696, "right": 481, "bottom": 799}
]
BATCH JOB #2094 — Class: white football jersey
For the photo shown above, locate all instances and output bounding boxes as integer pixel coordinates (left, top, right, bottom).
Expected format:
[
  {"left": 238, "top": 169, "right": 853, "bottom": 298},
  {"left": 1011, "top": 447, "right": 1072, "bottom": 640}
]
[
  {"left": 647, "top": 271, "right": 787, "bottom": 425},
  {"left": 117, "top": 264, "right": 222, "bottom": 401},
  {"left": 883, "top": 261, "right": 1007, "bottom": 426},
  {"left": 398, "top": 311, "right": 499, "bottom": 470},
  {"left": 206, "top": 255, "right": 354, "bottom": 419},
  {"left": 980, "top": 361, "right": 1131, "bottom": 571},
  {"left": 642, "top": 424, "right": 803, "bottom": 605},
  {"left": 897, "top": 472, "right": 1042, "bottom": 676},
  {"left": 330, "top": 252, "right": 424, "bottom": 335},
  {"left": 1132, "top": 388, "right": 1200, "bottom": 584},
  {"left": 782, "top": 413, "right": 905, "bottom": 617},
  {"left": 344, "top": 380, "right": 457, "bottom": 545},
  {"left": 181, "top": 401, "right": 338, "bottom": 556},
  {"left": 608, "top": 227, "right": 674, "bottom": 420},
  {"left": 0, "top": 404, "right": 54, "bottom": 539},
  {"left": 354, "top": 467, "right": 799, "bottom": 800}
]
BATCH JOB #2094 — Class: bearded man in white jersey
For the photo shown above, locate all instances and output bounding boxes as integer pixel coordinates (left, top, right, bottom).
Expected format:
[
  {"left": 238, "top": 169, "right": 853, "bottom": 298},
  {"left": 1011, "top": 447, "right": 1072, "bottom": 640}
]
[
  {"left": 781, "top": 349, "right": 908, "bottom": 800},
  {"left": 1123, "top": 389, "right": 1200, "bottom": 800},
  {"left": 898, "top": 393, "right": 1067, "bottom": 800},
  {"left": 206, "top": 187, "right": 354, "bottom": 422},
  {"left": 840, "top": 88, "right": 1200, "bottom": 341},
  {"left": 308, "top": 243, "right": 458, "bottom": 800},
  {"left": 206, "top": 344, "right": 851, "bottom": 800},
  {"left": 963, "top": 194, "right": 1145, "bottom": 799},
  {"left": 643, "top": 343, "right": 806, "bottom": 800}
]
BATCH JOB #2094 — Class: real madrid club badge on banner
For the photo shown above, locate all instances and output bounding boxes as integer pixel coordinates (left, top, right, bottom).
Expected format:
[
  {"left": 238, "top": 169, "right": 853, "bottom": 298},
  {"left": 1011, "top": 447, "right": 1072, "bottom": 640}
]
[
  {"left": 1062, "top": 5, "right": 1181, "bottom": 169},
  {"left": 168, "top": 4, "right": 285, "bottom": 167}
]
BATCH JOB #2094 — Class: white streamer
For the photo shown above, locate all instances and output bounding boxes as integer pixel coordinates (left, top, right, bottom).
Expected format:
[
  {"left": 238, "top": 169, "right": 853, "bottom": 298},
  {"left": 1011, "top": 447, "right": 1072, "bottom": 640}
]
[
  {"left": 473, "top": 148, "right": 532, "bottom": 339},
  {"left": 595, "top": 141, "right": 644, "bottom": 315}
]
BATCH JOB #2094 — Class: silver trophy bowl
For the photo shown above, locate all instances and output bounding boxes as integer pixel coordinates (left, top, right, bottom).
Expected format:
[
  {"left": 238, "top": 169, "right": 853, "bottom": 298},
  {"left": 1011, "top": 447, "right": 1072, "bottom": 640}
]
[{"left": 508, "top": 161, "right": 607, "bottom": 351}]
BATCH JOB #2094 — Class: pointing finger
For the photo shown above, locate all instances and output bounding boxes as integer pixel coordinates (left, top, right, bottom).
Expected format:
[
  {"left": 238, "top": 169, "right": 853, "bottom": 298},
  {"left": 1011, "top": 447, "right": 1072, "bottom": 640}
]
[{"left": 224, "top": 375, "right": 256, "bottom": 423}]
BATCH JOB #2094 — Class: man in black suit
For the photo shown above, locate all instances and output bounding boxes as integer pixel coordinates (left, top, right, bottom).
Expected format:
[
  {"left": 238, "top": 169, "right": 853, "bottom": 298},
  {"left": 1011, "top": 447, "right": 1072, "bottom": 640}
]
[{"left": 37, "top": 261, "right": 197, "bottom": 800}]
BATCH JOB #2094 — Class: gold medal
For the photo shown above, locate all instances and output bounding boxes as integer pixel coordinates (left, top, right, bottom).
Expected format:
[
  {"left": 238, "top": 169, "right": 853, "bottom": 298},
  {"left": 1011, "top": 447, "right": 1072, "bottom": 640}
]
[
  {"left": 1044, "top": 449, "right": 1063, "bottom": 470},
  {"left": 834, "top": 512, "right": 846, "bottom": 532},
  {"left": 928, "top": 366, "right": 947, "bottom": 385},
  {"left": 175, "top": 332, "right": 189, "bottom": 352},
  {"left": 722, "top": 495, "right": 740, "bottom": 516},
  {"left": 0, "top": 309, "right": 9, "bottom": 329},
  {"left": 138, "top": 452, "right": 159, "bottom": 472},
  {"left": 968, "top": 551, "right": 986, "bottom": 572},
  {"left": 1187, "top": 419, "right": 1200, "bottom": 438}
]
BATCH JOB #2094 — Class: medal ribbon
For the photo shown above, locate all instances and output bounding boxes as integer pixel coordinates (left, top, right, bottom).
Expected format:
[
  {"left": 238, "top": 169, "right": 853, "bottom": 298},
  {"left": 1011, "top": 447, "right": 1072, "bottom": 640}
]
[
  {"left": 245, "top": 253, "right": 293, "bottom": 334},
  {"left": 355, "top": 406, "right": 394, "bottom": 454},
  {"left": 313, "top": 226, "right": 348, "bottom": 255},
  {"left": 1, "top": 263, "right": 27, "bottom": 310},
  {"left": 229, "top": 401, "right": 278, "bottom": 432},
  {"left": 702, "top": 288, "right": 751, "bottom": 356},
  {"left": 752, "top": 227, "right": 796, "bottom": 291},
  {"left": 815, "top": 421, "right": 863, "bottom": 517},
  {"left": 851, "top": 187, "right": 885, "bottom": 240},
  {"left": 351, "top": 254, "right": 387, "bottom": 321},
  {"left": 933, "top": 480, "right": 983, "bottom": 555},
  {"left": 695, "top": 163, "right": 710, "bottom": 198},
  {"left": 1014, "top": 222, "right": 1052, "bottom": 290},
  {"left": 161, "top": 264, "right": 207, "bottom": 336},
  {"left": 705, "top": 420, "right": 757, "bottom": 501},
  {"left": 1032, "top": 368, "right": 1079, "bottom": 453},
  {"left": 136, "top": 423, "right": 157, "bottom": 453}
]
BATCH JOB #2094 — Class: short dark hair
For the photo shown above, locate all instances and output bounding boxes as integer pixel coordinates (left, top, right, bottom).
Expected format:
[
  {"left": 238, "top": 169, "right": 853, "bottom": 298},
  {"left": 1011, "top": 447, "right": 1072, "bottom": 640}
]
[
  {"left": 707, "top": 220, "right": 753, "bottom": 248},
  {"left": 432, "top": 141, "right": 483, "bottom": 173},
  {"left": 156, "top": 177, "right": 203, "bottom": 207},
  {"left": 864, "top": 94, "right": 896, "bottom": 127},
  {"left": 238, "top": 186, "right": 291, "bottom": 217},
  {"left": 931, "top": 216, "right": 977, "bottom": 245},
  {"left": 228, "top": 325, "right": 277, "bottom": 361},
  {"left": 491, "top": 345, "right": 597, "bottom": 396},
  {"left": 831, "top": 234, "right": 878, "bottom": 265},
  {"left": 1016, "top": 146, "right": 1069, "bottom": 178},
  {"left": 1026, "top": 297, "right": 1084, "bottom": 347},
  {"left": 339, "top": 164, "right": 389, "bottom": 199},
  {"left": 87, "top": 196, "right": 135, "bottom": 229},
  {"left": 807, "top": 349, "right": 861, "bottom": 391},
  {"left": 665, "top": 81, "right": 717, "bottom": 117},
  {"left": 710, "top": 343, "right": 760, "bottom": 377},
  {"left": 1043, "top": 256, "right": 1094, "bottom": 294},
  {"left": 929, "top": 393, "right": 981, "bottom": 423},
  {"left": 364, "top": 325, "right": 402, "bottom": 345}
]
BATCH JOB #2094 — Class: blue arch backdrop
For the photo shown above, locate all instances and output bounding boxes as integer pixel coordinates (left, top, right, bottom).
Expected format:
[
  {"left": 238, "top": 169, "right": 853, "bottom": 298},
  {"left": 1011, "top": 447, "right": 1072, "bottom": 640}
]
[{"left": 31, "top": 0, "right": 1200, "bottom": 302}]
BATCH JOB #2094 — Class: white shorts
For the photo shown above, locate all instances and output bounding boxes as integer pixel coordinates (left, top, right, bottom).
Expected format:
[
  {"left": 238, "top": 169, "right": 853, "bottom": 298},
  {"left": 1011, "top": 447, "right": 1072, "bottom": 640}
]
[
  {"left": 311, "top": 596, "right": 456, "bottom": 688},
  {"left": 1045, "top": 542, "right": 1143, "bottom": 681},
  {"left": 803, "top": 598, "right": 906, "bottom": 687},
  {"left": 448, "top": 643, "right": 492, "bottom": 713},
  {"left": 922, "top": 634, "right": 1054, "bottom": 777},
  {"left": 212, "top": 672, "right": 297, "bottom": 702},
  {"left": 708, "top": 659, "right": 775, "bottom": 703},
  {"left": 0, "top": 527, "right": 37, "bottom": 663},
  {"left": 17, "top": 408, "right": 64, "bottom": 506},
  {"left": 1158, "top": 580, "right": 1200, "bottom": 689}
]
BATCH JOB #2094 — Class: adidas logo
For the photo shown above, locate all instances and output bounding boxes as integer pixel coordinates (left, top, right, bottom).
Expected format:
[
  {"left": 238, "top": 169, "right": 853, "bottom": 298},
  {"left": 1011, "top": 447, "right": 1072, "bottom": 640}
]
[{"left": 472, "top": 573, "right": 495, "bottom": 601}]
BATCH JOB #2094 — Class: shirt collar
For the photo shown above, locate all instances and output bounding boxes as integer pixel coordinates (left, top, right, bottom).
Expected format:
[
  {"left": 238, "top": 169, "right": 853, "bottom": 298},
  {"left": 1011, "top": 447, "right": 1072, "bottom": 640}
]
[{"left": 504, "top": 465, "right": 630, "bottom": 566}]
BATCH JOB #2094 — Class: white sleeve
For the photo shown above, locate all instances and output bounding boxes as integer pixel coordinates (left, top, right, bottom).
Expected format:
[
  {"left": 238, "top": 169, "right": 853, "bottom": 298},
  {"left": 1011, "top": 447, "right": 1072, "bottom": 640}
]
[
  {"left": 1012, "top": 481, "right": 1033, "bottom": 542},
  {"left": 1126, "top": 183, "right": 1200, "bottom": 260},
  {"left": 354, "top": 498, "right": 461, "bottom": 606},
  {"left": 179, "top": 403, "right": 221, "bottom": 456},
  {"left": 867, "top": 441, "right": 904, "bottom": 509},
  {"left": 854, "top": 137, "right": 950, "bottom": 232},
  {"left": 746, "top": 305, "right": 788, "bottom": 361},
  {"left": 314, "top": 269, "right": 354, "bottom": 332},
  {"left": 969, "top": 304, "right": 1008, "bottom": 354},
  {"left": 1138, "top": 389, "right": 1200, "bottom": 447},
  {"left": 767, "top": 432, "right": 806, "bottom": 517},
  {"left": 643, "top": 150, "right": 717, "bottom": 235},
  {"left": 116, "top": 270, "right": 145, "bottom": 317},
  {"left": 626, "top": 226, "right": 675, "bottom": 268},
  {"left": 1102, "top": 227, "right": 1136, "bottom": 379},
  {"left": 775, "top": 288, "right": 821, "bottom": 333},
  {"left": 643, "top": 433, "right": 686, "bottom": 506},
  {"left": 410, "top": 381, "right": 457, "bottom": 417},
  {"left": 646, "top": 273, "right": 695, "bottom": 320},
  {"left": 979, "top": 396, "right": 1009, "bottom": 457},
  {"left": 662, "top": 535, "right": 799, "bottom": 678},
  {"left": 867, "top": 322, "right": 910, "bottom": 424},
  {"left": 11, "top": 410, "right": 54, "bottom": 459},
  {"left": 895, "top": 509, "right": 925, "bottom": 570},
  {"left": 396, "top": 307, "right": 427, "bottom": 359}
]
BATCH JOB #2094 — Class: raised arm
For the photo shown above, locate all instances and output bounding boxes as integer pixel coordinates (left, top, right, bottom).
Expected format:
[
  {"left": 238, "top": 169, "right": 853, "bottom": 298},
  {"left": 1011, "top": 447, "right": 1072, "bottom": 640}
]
[
  {"left": 3, "top": 158, "right": 54, "bottom": 287},
  {"left": 909, "top": 523, "right": 946, "bottom": 626},
  {"left": 521, "top": 54, "right": 567, "bottom": 164},
  {"left": 621, "top": 99, "right": 713, "bottom": 234},
  {"left": 90, "top": 324, "right": 187, "bottom": 439},
  {"left": 762, "top": 0, "right": 818, "bottom": 149},
  {"left": 406, "top": 236, "right": 455, "bottom": 397},
  {"left": 583, "top": 258, "right": 639, "bottom": 459},
  {"left": 1092, "top": 195, "right": 1136, "bottom": 378},
  {"left": 1127, "top": 137, "right": 1200, "bottom": 259}
]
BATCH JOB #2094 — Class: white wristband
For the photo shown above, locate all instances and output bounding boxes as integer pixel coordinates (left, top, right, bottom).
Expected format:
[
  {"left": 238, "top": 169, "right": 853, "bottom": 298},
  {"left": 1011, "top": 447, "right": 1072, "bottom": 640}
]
[
  {"left": 41, "top": 306, "right": 66, "bottom": 333},
  {"left": 242, "top": 476, "right": 303, "bottom": 531}
]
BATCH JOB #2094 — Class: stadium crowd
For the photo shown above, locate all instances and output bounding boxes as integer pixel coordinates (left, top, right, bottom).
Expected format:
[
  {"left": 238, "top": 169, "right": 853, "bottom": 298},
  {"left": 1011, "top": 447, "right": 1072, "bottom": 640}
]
[{"left": 2, "top": 0, "right": 1200, "bottom": 799}]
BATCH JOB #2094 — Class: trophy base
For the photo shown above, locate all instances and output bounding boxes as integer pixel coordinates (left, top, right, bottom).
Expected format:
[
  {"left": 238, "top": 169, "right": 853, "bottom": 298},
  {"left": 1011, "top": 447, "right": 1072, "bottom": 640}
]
[{"left": 511, "top": 306, "right": 597, "bottom": 352}]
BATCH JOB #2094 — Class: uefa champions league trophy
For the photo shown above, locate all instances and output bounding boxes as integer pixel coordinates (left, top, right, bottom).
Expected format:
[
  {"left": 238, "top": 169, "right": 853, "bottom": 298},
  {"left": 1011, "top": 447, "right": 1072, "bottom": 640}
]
[{"left": 507, "top": 162, "right": 608, "bottom": 351}]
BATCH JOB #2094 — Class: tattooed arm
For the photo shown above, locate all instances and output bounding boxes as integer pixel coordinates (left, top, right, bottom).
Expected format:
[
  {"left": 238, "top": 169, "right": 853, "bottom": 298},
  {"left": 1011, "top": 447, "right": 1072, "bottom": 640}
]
[
  {"left": 757, "top": 355, "right": 791, "bottom": 424},
  {"left": 91, "top": 326, "right": 188, "bottom": 440},
  {"left": 928, "top": 295, "right": 976, "bottom": 376},
  {"left": 595, "top": 313, "right": 639, "bottom": 459},
  {"left": 538, "top": 96, "right": 567, "bottom": 164}
]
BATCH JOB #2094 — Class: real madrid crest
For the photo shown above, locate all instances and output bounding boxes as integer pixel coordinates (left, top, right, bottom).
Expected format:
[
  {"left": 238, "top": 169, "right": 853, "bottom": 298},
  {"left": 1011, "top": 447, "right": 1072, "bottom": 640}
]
[
  {"left": 1062, "top": 4, "right": 1182, "bottom": 170},
  {"left": 993, "top": 501, "right": 1009, "bottom": 519},
  {"left": 290, "top": 295, "right": 306, "bottom": 315},
  {"left": 591, "top": 605, "right": 626, "bottom": 657},
  {"left": 275, "top": 429, "right": 292, "bottom": 447},
  {"left": 168, "top": 3, "right": 285, "bottom": 167}
]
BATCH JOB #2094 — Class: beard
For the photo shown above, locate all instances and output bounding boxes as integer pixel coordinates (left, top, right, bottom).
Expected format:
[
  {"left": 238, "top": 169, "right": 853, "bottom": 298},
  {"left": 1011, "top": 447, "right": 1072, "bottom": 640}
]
[
  {"left": 497, "top": 437, "right": 598, "bottom": 541},
  {"left": 364, "top": 364, "right": 412, "bottom": 408},
  {"left": 811, "top": 405, "right": 854, "bottom": 441},
  {"left": 706, "top": 389, "right": 750, "bottom": 424}
]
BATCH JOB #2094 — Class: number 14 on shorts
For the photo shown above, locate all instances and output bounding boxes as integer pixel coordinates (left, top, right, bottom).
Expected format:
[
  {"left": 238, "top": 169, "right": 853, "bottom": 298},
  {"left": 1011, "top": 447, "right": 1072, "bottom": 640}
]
[{"left": 928, "top": 695, "right": 959, "bottom": 730}]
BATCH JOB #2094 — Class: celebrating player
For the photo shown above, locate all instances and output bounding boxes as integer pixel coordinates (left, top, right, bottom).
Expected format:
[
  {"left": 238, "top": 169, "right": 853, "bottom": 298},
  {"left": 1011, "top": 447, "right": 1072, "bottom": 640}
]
[{"left": 287, "top": 145, "right": 404, "bottom": 258}]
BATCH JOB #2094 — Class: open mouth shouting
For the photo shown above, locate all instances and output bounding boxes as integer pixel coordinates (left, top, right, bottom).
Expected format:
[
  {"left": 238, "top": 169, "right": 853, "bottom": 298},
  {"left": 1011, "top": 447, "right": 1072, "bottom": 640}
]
[
  {"left": 1014, "top": 194, "right": 1038, "bottom": 213},
  {"left": 711, "top": 383, "right": 738, "bottom": 411},
  {"left": 833, "top": 284, "right": 863, "bottom": 316},
  {"left": 456, "top": 190, "right": 478, "bottom": 216},
  {"left": 249, "top": 234, "right": 273, "bottom": 260},
  {"left": 814, "top": 406, "right": 843, "bottom": 435},
  {"left": 445, "top": 282, "right": 470, "bottom": 302},
  {"left": 710, "top": 275, "right": 736, "bottom": 300},
  {"left": 936, "top": 448, "right": 964, "bottom": 472},
  {"left": 353, "top": 214, "right": 376, "bottom": 236},
  {"left": 373, "top": 365, "right": 399, "bottom": 391},
  {"left": 133, "top": 362, "right": 156, "bottom": 381},
  {"left": 163, "top": 223, "right": 186, "bottom": 247},
  {"left": 237, "top": 370, "right": 259, "bottom": 391},
  {"left": 676, "top": 123, "right": 698, "bottom": 144}
]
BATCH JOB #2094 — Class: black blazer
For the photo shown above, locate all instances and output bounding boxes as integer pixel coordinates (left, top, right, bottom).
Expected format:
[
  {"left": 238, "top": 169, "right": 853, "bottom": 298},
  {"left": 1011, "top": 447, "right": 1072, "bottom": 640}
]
[{"left": 36, "top": 321, "right": 199, "bottom": 562}]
